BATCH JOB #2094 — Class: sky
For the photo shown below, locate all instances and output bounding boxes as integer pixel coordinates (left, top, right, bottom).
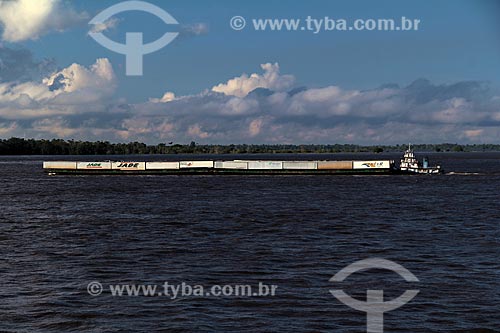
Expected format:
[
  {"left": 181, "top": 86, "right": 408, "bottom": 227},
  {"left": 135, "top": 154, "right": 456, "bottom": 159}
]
[{"left": 0, "top": 0, "right": 499, "bottom": 144}]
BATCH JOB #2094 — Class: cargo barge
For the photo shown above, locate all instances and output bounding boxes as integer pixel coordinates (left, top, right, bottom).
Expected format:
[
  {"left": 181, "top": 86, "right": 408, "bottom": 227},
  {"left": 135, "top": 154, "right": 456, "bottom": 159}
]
[
  {"left": 43, "top": 160, "right": 396, "bottom": 175},
  {"left": 43, "top": 147, "right": 443, "bottom": 175}
]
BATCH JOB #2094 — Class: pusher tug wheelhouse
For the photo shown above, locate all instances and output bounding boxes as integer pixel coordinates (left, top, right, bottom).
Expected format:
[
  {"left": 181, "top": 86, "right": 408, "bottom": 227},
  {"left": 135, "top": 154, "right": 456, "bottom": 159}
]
[{"left": 399, "top": 144, "right": 443, "bottom": 174}]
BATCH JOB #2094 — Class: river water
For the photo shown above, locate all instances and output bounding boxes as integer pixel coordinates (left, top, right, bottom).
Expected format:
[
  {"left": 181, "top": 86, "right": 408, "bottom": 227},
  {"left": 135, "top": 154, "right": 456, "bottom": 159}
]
[{"left": 0, "top": 153, "right": 498, "bottom": 332}]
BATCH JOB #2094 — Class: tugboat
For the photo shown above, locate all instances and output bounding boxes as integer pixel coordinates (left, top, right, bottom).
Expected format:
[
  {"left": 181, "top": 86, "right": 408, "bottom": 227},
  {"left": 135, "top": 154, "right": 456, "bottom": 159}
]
[{"left": 399, "top": 144, "right": 442, "bottom": 174}]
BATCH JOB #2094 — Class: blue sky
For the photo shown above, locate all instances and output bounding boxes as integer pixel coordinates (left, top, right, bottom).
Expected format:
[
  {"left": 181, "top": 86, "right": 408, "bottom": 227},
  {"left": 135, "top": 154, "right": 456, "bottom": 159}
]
[{"left": 0, "top": 0, "right": 499, "bottom": 144}]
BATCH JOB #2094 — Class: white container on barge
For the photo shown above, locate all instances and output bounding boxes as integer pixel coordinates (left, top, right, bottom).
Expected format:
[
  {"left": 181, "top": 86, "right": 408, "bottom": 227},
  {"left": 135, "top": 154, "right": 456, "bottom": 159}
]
[
  {"left": 247, "top": 161, "right": 283, "bottom": 169},
  {"left": 179, "top": 161, "right": 214, "bottom": 168},
  {"left": 214, "top": 161, "right": 248, "bottom": 169},
  {"left": 282, "top": 161, "right": 317, "bottom": 170},
  {"left": 77, "top": 162, "right": 112, "bottom": 170},
  {"left": 353, "top": 161, "right": 391, "bottom": 169},
  {"left": 112, "top": 162, "right": 146, "bottom": 170},
  {"left": 43, "top": 161, "right": 77, "bottom": 169},
  {"left": 146, "top": 162, "right": 179, "bottom": 170}
]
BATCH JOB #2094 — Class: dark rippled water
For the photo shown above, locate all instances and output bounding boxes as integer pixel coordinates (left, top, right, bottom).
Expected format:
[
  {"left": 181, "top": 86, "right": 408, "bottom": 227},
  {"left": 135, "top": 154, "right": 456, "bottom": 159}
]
[{"left": 0, "top": 153, "right": 499, "bottom": 332}]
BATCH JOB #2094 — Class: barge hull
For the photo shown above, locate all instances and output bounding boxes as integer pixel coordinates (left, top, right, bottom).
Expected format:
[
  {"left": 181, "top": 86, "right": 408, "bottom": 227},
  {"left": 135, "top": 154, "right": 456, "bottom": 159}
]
[{"left": 44, "top": 168, "right": 394, "bottom": 175}]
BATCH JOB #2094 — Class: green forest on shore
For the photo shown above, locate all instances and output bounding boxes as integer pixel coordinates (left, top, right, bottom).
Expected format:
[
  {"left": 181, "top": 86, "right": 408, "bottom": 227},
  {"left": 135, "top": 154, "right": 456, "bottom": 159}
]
[{"left": 1, "top": 137, "right": 499, "bottom": 155}]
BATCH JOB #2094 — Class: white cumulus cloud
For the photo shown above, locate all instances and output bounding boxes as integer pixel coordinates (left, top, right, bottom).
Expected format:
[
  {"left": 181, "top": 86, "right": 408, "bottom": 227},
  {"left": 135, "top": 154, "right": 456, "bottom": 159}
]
[
  {"left": 2, "top": 61, "right": 500, "bottom": 144},
  {"left": 180, "top": 22, "right": 209, "bottom": 36},
  {"left": 212, "top": 62, "right": 295, "bottom": 97},
  {"left": 149, "top": 92, "right": 176, "bottom": 103},
  {"left": 0, "top": 58, "right": 116, "bottom": 119},
  {"left": 89, "top": 17, "right": 120, "bottom": 34},
  {"left": 43, "top": 58, "right": 115, "bottom": 94},
  {"left": 0, "top": 0, "right": 88, "bottom": 42}
]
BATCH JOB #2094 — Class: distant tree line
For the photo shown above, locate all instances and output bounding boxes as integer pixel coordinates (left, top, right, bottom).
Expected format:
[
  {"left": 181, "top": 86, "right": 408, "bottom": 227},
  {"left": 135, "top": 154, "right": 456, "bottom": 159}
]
[{"left": 0, "top": 137, "right": 499, "bottom": 155}]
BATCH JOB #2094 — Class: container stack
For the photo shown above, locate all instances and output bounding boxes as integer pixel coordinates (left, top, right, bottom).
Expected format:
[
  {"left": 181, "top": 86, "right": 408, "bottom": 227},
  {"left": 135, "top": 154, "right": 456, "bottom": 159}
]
[{"left": 43, "top": 159, "right": 394, "bottom": 175}]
